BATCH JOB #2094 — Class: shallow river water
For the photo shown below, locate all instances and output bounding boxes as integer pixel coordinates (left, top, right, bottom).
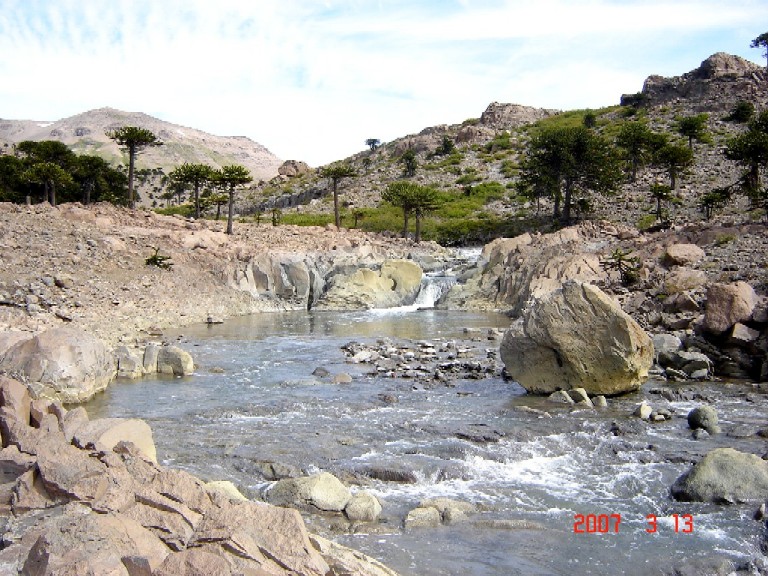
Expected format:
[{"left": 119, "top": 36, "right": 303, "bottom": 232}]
[{"left": 84, "top": 310, "right": 768, "bottom": 576}]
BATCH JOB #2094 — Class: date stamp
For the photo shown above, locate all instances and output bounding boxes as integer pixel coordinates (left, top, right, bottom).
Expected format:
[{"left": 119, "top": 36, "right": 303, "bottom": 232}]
[{"left": 573, "top": 513, "right": 694, "bottom": 534}]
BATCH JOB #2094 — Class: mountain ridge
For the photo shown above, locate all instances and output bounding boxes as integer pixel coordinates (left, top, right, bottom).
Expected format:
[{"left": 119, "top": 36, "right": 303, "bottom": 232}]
[{"left": 0, "top": 106, "right": 283, "bottom": 181}]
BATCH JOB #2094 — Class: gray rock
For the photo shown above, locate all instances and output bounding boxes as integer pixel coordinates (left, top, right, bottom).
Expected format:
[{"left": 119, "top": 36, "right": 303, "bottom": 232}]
[
  {"left": 548, "top": 390, "right": 574, "bottom": 405},
  {"left": 500, "top": 282, "right": 654, "bottom": 396},
  {"left": 634, "top": 401, "right": 652, "bottom": 420},
  {"left": 569, "top": 388, "right": 593, "bottom": 407},
  {"left": 688, "top": 406, "right": 721, "bottom": 434},
  {"left": 672, "top": 448, "right": 768, "bottom": 503},
  {"left": 652, "top": 333, "right": 682, "bottom": 357},
  {"left": 344, "top": 491, "right": 382, "bottom": 523},
  {"left": 156, "top": 345, "right": 194, "bottom": 376},
  {"left": 115, "top": 346, "right": 144, "bottom": 379},
  {"left": 266, "top": 472, "right": 351, "bottom": 512},
  {"left": 404, "top": 506, "right": 441, "bottom": 529}
]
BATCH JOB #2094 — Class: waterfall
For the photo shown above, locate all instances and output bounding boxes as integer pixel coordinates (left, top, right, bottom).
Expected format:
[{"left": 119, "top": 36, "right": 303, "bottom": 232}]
[
  {"left": 412, "top": 274, "right": 457, "bottom": 308},
  {"left": 370, "top": 272, "right": 457, "bottom": 314}
]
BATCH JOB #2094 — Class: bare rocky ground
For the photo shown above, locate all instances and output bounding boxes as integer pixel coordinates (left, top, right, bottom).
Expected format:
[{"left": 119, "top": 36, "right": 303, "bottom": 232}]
[{"left": 0, "top": 202, "right": 444, "bottom": 348}]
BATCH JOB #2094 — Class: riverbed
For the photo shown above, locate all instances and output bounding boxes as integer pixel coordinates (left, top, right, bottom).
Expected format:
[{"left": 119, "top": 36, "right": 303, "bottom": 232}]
[{"left": 84, "top": 310, "right": 768, "bottom": 575}]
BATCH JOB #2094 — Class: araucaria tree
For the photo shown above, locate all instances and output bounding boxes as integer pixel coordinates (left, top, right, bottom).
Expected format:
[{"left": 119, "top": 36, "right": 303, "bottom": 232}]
[
  {"left": 725, "top": 110, "right": 768, "bottom": 203},
  {"left": 216, "top": 165, "right": 252, "bottom": 235},
  {"left": 653, "top": 143, "right": 693, "bottom": 190},
  {"left": 22, "top": 162, "right": 73, "bottom": 207},
  {"left": 615, "top": 121, "right": 655, "bottom": 182},
  {"left": 169, "top": 163, "right": 214, "bottom": 218},
  {"left": 365, "top": 138, "right": 381, "bottom": 152},
  {"left": 518, "top": 126, "right": 622, "bottom": 222},
  {"left": 677, "top": 114, "right": 710, "bottom": 149},
  {"left": 319, "top": 163, "right": 356, "bottom": 229},
  {"left": 106, "top": 126, "right": 161, "bottom": 209},
  {"left": 381, "top": 181, "right": 440, "bottom": 242},
  {"left": 751, "top": 32, "right": 768, "bottom": 70},
  {"left": 400, "top": 149, "right": 417, "bottom": 177}
]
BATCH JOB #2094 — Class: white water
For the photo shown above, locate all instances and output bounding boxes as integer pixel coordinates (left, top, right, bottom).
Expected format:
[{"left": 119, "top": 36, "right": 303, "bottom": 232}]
[{"left": 84, "top": 311, "right": 768, "bottom": 576}]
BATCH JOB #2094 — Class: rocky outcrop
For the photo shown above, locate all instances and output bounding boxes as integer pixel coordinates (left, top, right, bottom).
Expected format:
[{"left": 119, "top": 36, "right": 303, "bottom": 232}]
[
  {"left": 0, "top": 377, "right": 397, "bottom": 576},
  {"left": 639, "top": 53, "right": 767, "bottom": 112},
  {"left": 278, "top": 160, "right": 312, "bottom": 177},
  {"left": 316, "top": 259, "right": 423, "bottom": 310},
  {"left": 671, "top": 448, "right": 768, "bottom": 503},
  {"left": 479, "top": 102, "right": 557, "bottom": 130},
  {"left": 442, "top": 223, "right": 611, "bottom": 314},
  {"left": 500, "top": 282, "right": 653, "bottom": 395},
  {"left": 0, "top": 326, "right": 116, "bottom": 403}
]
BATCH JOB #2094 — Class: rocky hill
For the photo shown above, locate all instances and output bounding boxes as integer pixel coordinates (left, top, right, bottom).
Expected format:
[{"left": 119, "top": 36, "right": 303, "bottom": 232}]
[
  {"left": 252, "top": 53, "right": 766, "bottom": 244},
  {"left": 0, "top": 107, "right": 283, "bottom": 182}
]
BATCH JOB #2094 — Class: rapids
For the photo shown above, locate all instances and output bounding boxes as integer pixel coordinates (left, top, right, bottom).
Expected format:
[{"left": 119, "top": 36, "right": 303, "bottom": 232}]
[{"left": 84, "top": 310, "right": 768, "bottom": 575}]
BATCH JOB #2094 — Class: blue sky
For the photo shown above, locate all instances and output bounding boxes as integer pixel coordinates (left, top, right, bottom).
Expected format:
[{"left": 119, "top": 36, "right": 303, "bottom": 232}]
[{"left": 0, "top": 0, "right": 764, "bottom": 166}]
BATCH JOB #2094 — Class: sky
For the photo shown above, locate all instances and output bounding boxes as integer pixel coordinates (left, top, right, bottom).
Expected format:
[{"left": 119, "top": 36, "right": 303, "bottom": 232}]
[{"left": 0, "top": 1, "right": 765, "bottom": 167}]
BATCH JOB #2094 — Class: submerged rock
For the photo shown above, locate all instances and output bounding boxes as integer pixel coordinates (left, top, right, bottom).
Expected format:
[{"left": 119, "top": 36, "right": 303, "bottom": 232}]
[{"left": 500, "top": 282, "right": 654, "bottom": 395}]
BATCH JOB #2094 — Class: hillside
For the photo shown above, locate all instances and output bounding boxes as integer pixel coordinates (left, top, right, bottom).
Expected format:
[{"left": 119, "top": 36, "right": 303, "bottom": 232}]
[
  {"left": 250, "top": 52, "right": 767, "bottom": 245},
  {"left": 0, "top": 107, "right": 283, "bottom": 182}
]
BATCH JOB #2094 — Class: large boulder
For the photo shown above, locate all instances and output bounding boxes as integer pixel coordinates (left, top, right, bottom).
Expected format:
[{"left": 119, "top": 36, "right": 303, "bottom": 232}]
[
  {"left": 0, "top": 327, "right": 116, "bottom": 403},
  {"left": 316, "top": 260, "right": 423, "bottom": 310},
  {"left": 664, "top": 243, "right": 705, "bottom": 266},
  {"left": 704, "top": 282, "right": 758, "bottom": 334},
  {"left": 266, "top": 472, "right": 352, "bottom": 512},
  {"left": 500, "top": 282, "right": 654, "bottom": 395},
  {"left": 157, "top": 346, "right": 194, "bottom": 376},
  {"left": 671, "top": 448, "right": 768, "bottom": 503}
]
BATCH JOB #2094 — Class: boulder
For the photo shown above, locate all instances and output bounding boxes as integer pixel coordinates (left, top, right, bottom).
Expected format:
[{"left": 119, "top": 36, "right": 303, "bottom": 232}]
[
  {"left": 266, "top": 472, "right": 352, "bottom": 512},
  {"left": 156, "top": 346, "right": 194, "bottom": 376},
  {"left": 672, "top": 448, "right": 768, "bottom": 503},
  {"left": 278, "top": 160, "right": 311, "bottom": 178},
  {"left": 143, "top": 343, "right": 160, "bottom": 374},
  {"left": 73, "top": 418, "right": 157, "bottom": 463},
  {"left": 500, "top": 282, "right": 654, "bottom": 395},
  {"left": 344, "top": 491, "right": 382, "bottom": 523},
  {"left": 0, "top": 327, "right": 116, "bottom": 403},
  {"left": 115, "top": 346, "right": 145, "bottom": 379},
  {"left": 704, "top": 282, "right": 758, "bottom": 334},
  {"left": 652, "top": 334, "right": 682, "bottom": 357},
  {"left": 404, "top": 506, "right": 441, "bottom": 529},
  {"left": 664, "top": 243, "right": 705, "bottom": 266},
  {"left": 664, "top": 268, "right": 708, "bottom": 294},
  {"left": 687, "top": 406, "right": 720, "bottom": 435}
]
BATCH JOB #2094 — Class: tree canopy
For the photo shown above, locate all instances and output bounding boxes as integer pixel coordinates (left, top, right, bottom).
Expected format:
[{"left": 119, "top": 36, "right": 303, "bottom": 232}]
[
  {"left": 215, "top": 164, "right": 252, "bottom": 235},
  {"left": 751, "top": 31, "right": 768, "bottom": 69},
  {"left": 169, "top": 163, "right": 215, "bottom": 218},
  {"left": 381, "top": 181, "right": 440, "bottom": 243},
  {"left": 677, "top": 114, "right": 710, "bottom": 149},
  {"left": 518, "top": 126, "right": 622, "bottom": 222},
  {"left": 319, "top": 163, "right": 356, "bottom": 229},
  {"left": 106, "top": 126, "right": 162, "bottom": 208}
]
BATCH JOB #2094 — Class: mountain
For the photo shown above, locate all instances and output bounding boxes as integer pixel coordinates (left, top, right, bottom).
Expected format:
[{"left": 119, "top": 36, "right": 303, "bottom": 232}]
[{"left": 0, "top": 107, "right": 282, "bottom": 181}]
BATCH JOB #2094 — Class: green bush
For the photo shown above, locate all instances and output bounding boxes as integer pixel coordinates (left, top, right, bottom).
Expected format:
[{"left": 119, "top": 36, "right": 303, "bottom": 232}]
[
  {"left": 636, "top": 214, "right": 657, "bottom": 231},
  {"left": 154, "top": 204, "right": 195, "bottom": 217}
]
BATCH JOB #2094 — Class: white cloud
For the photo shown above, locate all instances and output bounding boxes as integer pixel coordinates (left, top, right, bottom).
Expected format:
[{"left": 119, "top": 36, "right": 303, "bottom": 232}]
[{"left": 0, "top": 0, "right": 764, "bottom": 166}]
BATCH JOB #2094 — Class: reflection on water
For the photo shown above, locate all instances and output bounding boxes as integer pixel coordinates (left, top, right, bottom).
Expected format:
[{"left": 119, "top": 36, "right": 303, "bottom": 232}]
[{"left": 84, "top": 310, "right": 768, "bottom": 576}]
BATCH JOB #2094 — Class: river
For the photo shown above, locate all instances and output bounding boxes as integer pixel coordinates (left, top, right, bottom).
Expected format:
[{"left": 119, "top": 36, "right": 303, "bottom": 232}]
[{"left": 84, "top": 309, "right": 768, "bottom": 576}]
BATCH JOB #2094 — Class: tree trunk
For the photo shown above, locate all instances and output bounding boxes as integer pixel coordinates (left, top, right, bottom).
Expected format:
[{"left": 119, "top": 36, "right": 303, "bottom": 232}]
[
  {"left": 226, "top": 188, "right": 234, "bottom": 235},
  {"left": 333, "top": 180, "right": 340, "bottom": 229},
  {"left": 193, "top": 182, "right": 201, "bottom": 219},
  {"left": 552, "top": 189, "right": 561, "bottom": 219},
  {"left": 415, "top": 213, "right": 422, "bottom": 243},
  {"left": 562, "top": 181, "right": 573, "bottom": 222},
  {"left": 127, "top": 145, "right": 136, "bottom": 209},
  {"left": 402, "top": 210, "right": 409, "bottom": 238},
  {"left": 49, "top": 181, "right": 56, "bottom": 207},
  {"left": 669, "top": 169, "right": 677, "bottom": 190}
]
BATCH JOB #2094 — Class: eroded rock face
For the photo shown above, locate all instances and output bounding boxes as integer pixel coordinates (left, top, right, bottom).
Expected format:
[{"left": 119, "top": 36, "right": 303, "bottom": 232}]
[
  {"left": 0, "top": 326, "right": 116, "bottom": 403},
  {"left": 278, "top": 160, "right": 311, "bottom": 177},
  {"left": 500, "top": 282, "right": 654, "bottom": 395},
  {"left": 316, "top": 260, "right": 423, "bottom": 310},
  {"left": 672, "top": 448, "right": 768, "bottom": 503}
]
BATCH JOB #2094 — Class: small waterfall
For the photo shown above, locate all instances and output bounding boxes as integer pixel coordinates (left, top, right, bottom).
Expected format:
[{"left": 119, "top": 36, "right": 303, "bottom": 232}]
[
  {"left": 370, "top": 272, "right": 456, "bottom": 314},
  {"left": 412, "top": 274, "right": 457, "bottom": 308}
]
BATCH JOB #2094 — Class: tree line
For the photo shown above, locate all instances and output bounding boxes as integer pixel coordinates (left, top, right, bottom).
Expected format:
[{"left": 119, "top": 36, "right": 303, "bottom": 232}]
[{"left": 0, "top": 126, "right": 253, "bottom": 235}]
